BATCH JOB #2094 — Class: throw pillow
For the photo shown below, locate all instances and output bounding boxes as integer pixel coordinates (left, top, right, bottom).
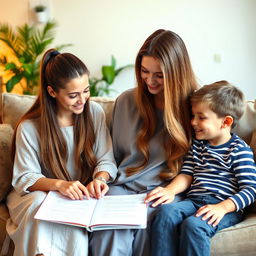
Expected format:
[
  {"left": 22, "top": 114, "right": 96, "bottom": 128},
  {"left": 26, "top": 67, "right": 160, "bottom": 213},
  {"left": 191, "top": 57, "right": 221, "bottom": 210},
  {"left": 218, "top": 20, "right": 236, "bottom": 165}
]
[
  {"left": 232, "top": 100, "right": 256, "bottom": 144},
  {"left": 2, "top": 93, "right": 36, "bottom": 129},
  {"left": 0, "top": 124, "right": 14, "bottom": 202},
  {"left": 247, "top": 128, "right": 256, "bottom": 213},
  {"left": 91, "top": 96, "right": 115, "bottom": 128}
]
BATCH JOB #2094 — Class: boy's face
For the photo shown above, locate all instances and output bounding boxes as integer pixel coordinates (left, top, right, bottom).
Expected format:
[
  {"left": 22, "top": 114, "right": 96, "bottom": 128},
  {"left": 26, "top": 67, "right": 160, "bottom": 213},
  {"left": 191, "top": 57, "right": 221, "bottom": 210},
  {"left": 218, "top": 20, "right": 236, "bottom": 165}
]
[{"left": 191, "top": 102, "right": 231, "bottom": 146}]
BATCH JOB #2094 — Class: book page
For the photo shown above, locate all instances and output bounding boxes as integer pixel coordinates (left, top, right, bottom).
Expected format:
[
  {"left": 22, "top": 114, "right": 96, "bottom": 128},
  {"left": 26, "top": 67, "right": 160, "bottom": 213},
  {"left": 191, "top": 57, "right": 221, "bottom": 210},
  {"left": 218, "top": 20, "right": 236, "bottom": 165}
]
[
  {"left": 90, "top": 194, "right": 147, "bottom": 229},
  {"left": 34, "top": 191, "right": 97, "bottom": 228}
]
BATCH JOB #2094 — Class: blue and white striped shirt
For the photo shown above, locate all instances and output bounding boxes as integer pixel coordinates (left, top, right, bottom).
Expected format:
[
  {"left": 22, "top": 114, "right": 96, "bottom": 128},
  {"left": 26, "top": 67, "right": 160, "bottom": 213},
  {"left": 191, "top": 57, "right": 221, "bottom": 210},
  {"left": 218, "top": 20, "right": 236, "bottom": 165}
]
[{"left": 181, "top": 134, "right": 256, "bottom": 211}]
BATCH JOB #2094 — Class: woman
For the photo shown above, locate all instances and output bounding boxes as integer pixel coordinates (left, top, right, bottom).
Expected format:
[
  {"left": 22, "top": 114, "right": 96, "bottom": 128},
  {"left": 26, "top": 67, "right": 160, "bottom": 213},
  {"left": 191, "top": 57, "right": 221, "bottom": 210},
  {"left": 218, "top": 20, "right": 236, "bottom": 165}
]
[
  {"left": 89, "top": 29, "right": 199, "bottom": 255},
  {"left": 6, "top": 49, "right": 117, "bottom": 256}
]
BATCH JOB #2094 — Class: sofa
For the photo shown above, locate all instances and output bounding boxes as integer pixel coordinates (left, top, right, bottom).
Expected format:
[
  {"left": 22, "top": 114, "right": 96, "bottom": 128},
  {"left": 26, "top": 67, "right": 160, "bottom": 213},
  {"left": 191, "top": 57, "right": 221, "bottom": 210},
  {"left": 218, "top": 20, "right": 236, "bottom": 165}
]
[{"left": 0, "top": 92, "right": 256, "bottom": 256}]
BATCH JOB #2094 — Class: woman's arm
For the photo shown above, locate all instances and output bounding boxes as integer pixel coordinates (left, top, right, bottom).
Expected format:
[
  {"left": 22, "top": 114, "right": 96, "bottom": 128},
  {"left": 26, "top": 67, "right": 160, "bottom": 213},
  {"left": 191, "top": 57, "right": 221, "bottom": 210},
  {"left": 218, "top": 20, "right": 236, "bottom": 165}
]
[{"left": 87, "top": 171, "right": 110, "bottom": 199}]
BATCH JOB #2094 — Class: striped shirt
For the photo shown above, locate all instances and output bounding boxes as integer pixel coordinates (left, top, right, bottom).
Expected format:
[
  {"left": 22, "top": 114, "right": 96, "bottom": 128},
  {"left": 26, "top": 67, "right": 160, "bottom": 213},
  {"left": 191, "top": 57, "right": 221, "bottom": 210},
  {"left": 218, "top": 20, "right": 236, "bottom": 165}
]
[{"left": 181, "top": 134, "right": 256, "bottom": 211}]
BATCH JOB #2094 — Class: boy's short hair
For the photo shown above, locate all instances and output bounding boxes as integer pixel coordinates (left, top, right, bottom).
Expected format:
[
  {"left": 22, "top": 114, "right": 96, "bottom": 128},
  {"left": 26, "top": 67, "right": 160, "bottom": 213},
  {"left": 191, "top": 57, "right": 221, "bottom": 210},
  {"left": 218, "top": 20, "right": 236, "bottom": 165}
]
[{"left": 190, "top": 80, "right": 245, "bottom": 128}]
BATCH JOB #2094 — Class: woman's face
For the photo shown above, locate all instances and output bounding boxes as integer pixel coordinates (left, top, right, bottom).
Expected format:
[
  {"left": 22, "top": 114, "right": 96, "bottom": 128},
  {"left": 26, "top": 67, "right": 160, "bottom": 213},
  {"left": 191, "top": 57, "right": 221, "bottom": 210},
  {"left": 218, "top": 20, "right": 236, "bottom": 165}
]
[
  {"left": 47, "top": 74, "right": 90, "bottom": 119},
  {"left": 141, "top": 56, "right": 164, "bottom": 95}
]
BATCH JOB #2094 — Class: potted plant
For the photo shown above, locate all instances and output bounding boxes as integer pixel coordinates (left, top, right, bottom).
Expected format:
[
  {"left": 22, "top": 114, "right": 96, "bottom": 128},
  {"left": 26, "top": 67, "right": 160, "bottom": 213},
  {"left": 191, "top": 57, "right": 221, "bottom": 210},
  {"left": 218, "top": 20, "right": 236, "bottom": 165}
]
[
  {"left": 0, "top": 21, "right": 72, "bottom": 94},
  {"left": 34, "top": 5, "right": 48, "bottom": 23},
  {"left": 89, "top": 55, "right": 133, "bottom": 96}
]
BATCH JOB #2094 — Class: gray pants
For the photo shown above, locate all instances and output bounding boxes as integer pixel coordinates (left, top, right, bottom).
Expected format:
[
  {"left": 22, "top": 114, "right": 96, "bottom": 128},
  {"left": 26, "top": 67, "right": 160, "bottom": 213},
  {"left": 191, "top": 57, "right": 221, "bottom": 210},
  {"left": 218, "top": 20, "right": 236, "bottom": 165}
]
[{"left": 89, "top": 185, "right": 158, "bottom": 256}]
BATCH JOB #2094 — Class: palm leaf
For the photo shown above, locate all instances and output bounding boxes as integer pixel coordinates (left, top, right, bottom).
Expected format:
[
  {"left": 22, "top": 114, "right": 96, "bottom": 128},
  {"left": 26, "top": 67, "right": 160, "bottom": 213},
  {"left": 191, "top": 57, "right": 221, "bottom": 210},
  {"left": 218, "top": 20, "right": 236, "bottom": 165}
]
[
  {"left": 41, "top": 21, "right": 57, "bottom": 40},
  {"left": 55, "top": 43, "right": 73, "bottom": 51},
  {"left": 0, "top": 21, "right": 71, "bottom": 94},
  {"left": 0, "top": 23, "right": 19, "bottom": 56}
]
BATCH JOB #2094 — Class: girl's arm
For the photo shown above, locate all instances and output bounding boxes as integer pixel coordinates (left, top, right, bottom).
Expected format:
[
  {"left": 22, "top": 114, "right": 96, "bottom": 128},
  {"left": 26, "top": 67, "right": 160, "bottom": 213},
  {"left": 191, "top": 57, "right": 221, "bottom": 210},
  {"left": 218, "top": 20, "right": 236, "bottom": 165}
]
[{"left": 28, "top": 177, "right": 90, "bottom": 200}]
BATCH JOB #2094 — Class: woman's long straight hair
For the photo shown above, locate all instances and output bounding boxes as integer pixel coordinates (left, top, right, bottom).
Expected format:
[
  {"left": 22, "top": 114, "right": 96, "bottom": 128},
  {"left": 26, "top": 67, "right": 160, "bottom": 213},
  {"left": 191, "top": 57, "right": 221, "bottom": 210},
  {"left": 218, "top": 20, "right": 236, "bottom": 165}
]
[
  {"left": 126, "top": 29, "right": 198, "bottom": 179},
  {"left": 12, "top": 49, "right": 96, "bottom": 184}
]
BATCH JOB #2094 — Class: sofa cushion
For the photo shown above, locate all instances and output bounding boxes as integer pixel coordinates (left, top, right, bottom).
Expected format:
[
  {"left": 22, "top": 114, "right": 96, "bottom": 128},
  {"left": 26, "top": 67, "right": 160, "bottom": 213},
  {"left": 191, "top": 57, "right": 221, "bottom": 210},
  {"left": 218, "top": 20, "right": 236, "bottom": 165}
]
[
  {"left": 232, "top": 100, "right": 256, "bottom": 144},
  {"left": 0, "top": 124, "right": 13, "bottom": 202},
  {"left": 211, "top": 213, "right": 256, "bottom": 256},
  {"left": 247, "top": 128, "right": 256, "bottom": 213},
  {"left": 1, "top": 93, "right": 115, "bottom": 129},
  {"left": 2, "top": 93, "right": 36, "bottom": 129},
  {"left": 90, "top": 96, "right": 115, "bottom": 128}
]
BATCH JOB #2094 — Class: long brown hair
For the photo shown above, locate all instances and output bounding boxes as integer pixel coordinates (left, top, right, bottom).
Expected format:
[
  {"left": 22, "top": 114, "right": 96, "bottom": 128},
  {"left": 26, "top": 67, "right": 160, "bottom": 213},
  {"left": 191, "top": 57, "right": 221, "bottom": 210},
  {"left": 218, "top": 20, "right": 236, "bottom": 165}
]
[
  {"left": 126, "top": 29, "right": 198, "bottom": 179},
  {"left": 12, "top": 49, "right": 96, "bottom": 184}
]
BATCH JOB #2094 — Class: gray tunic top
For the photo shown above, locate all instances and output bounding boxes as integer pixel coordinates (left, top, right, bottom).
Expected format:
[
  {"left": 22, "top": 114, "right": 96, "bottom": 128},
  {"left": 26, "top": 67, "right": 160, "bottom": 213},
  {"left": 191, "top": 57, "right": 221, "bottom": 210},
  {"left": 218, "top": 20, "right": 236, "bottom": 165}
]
[
  {"left": 111, "top": 89, "right": 169, "bottom": 192},
  {"left": 12, "top": 101, "right": 118, "bottom": 195}
]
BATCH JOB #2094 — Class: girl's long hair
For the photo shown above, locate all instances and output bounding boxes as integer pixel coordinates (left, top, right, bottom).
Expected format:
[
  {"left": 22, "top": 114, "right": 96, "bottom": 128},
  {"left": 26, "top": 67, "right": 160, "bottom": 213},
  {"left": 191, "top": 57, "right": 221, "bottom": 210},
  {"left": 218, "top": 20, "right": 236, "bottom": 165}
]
[
  {"left": 126, "top": 29, "right": 198, "bottom": 179},
  {"left": 12, "top": 49, "right": 96, "bottom": 184}
]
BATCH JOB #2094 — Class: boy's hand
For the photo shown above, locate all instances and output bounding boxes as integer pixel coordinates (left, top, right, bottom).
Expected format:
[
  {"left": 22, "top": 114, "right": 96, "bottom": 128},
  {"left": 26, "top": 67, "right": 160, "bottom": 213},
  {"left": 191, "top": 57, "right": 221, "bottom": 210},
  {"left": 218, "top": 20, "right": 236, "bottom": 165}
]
[
  {"left": 196, "top": 204, "right": 226, "bottom": 227},
  {"left": 196, "top": 199, "right": 236, "bottom": 227},
  {"left": 144, "top": 186, "right": 175, "bottom": 207}
]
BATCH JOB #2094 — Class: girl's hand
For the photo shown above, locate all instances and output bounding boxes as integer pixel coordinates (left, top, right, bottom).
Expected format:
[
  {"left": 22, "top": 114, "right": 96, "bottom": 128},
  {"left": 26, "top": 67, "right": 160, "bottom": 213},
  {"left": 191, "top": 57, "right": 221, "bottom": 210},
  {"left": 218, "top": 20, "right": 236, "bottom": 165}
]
[
  {"left": 144, "top": 186, "right": 175, "bottom": 207},
  {"left": 56, "top": 180, "right": 90, "bottom": 200},
  {"left": 87, "top": 179, "right": 109, "bottom": 199}
]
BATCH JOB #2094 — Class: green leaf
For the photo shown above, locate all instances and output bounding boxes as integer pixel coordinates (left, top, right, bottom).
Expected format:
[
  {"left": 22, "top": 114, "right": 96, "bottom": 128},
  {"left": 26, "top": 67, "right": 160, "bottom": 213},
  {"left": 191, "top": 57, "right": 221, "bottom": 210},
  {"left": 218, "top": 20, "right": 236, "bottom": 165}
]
[
  {"left": 22, "top": 63, "right": 33, "bottom": 75},
  {"left": 5, "top": 62, "right": 17, "bottom": 71},
  {"left": 55, "top": 43, "right": 73, "bottom": 51},
  {"left": 6, "top": 74, "right": 22, "bottom": 92},
  {"left": 0, "top": 21, "right": 71, "bottom": 95},
  {"left": 115, "top": 64, "right": 134, "bottom": 76},
  {"left": 102, "top": 66, "right": 115, "bottom": 84},
  {"left": 111, "top": 55, "right": 116, "bottom": 69}
]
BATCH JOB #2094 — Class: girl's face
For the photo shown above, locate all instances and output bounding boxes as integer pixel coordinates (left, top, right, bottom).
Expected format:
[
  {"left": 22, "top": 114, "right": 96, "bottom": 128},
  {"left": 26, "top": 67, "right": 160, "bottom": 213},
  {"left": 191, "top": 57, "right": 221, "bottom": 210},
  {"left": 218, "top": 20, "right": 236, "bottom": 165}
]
[
  {"left": 141, "top": 56, "right": 164, "bottom": 96},
  {"left": 48, "top": 74, "right": 90, "bottom": 121}
]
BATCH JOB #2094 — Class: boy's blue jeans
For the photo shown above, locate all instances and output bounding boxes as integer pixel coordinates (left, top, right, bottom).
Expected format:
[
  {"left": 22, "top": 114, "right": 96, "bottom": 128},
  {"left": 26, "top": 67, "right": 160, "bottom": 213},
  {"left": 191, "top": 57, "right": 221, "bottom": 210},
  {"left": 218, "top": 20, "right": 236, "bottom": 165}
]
[{"left": 150, "top": 195, "right": 244, "bottom": 256}]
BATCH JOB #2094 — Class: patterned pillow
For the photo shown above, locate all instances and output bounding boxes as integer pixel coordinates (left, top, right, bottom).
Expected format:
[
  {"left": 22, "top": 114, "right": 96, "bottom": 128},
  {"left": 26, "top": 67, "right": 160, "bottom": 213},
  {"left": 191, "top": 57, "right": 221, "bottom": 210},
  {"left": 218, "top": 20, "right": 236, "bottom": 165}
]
[{"left": 0, "top": 124, "right": 14, "bottom": 202}]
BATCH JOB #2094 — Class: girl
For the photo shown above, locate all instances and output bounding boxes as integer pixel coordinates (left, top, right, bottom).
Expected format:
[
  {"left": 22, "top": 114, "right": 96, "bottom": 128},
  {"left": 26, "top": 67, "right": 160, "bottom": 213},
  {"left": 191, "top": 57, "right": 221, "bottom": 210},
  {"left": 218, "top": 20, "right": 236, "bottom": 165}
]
[{"left": 6, "top": 49, "right": 117, "bottom": 256}]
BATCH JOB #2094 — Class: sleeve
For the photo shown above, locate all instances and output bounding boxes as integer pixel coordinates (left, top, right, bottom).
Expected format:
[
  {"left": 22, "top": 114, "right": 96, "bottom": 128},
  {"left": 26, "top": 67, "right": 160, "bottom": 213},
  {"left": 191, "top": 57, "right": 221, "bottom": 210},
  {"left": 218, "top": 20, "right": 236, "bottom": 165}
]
[
  {"left": 91, "top": 102, "right": 118, "bottom": 182},
  {"left": 180, "top": 144, "right": 195, "bottom": 177},
  {"left": 229, "top": 146, "right": 256, "bottom": 211},
  {"left": 110, "top": 96, "right": 123, "bottom": 166},
  {"left": 12, "top": 122, "right": 45, "bottom": 195}
]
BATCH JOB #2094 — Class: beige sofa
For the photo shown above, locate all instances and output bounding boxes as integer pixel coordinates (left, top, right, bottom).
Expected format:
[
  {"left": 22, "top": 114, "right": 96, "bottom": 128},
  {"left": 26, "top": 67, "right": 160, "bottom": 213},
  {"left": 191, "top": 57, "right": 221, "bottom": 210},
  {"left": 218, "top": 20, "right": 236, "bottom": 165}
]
[{"left": 0, "top": 92, "right": 256, "bottom": 256}]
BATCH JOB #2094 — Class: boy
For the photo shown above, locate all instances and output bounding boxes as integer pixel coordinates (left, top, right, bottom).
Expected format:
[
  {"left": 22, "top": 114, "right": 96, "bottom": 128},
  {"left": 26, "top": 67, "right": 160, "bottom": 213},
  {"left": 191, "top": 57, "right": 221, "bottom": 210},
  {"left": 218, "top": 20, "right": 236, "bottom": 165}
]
[{"left": 150, "top": 81, "right": 256, "bottom": 256}]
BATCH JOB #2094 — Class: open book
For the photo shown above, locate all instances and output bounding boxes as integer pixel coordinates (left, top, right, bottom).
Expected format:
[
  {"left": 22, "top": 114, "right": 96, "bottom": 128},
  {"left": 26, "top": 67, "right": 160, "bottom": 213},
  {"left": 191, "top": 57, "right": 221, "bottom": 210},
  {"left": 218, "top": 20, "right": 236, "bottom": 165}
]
[{"left": 34, "top": 191, "right": 148, "bottom": 232}]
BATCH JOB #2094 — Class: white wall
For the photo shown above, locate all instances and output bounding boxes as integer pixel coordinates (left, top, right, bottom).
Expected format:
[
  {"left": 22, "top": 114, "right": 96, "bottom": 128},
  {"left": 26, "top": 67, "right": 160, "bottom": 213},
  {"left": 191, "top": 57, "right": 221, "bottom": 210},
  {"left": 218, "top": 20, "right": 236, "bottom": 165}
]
[{"left": 1, "top": 0, "right": 256, "bottom": 99}]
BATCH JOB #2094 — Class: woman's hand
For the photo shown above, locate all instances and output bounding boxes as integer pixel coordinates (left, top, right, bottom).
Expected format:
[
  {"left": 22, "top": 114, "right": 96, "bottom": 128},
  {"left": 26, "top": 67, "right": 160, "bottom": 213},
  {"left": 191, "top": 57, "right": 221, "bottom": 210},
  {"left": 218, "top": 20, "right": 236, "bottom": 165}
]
[
  {"left": 144, "top": 174, "right": 192, "bottom": 207},
  {"left": 56, "top": 180, "right": 90, "bottom": 200},
  {"left": 144, "top": 186, "right": 175, "bottom": 207},
  {"left": 87, "top": 179, "right": 109, "bottom": 199}
]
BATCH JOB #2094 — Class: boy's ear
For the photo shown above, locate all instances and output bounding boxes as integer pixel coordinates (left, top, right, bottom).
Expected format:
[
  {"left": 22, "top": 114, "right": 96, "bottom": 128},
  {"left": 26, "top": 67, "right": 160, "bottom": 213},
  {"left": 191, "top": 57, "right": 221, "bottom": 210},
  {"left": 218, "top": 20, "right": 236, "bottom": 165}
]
[{"left": 222, "top": 115, "right": 233, "bottom": 128}]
